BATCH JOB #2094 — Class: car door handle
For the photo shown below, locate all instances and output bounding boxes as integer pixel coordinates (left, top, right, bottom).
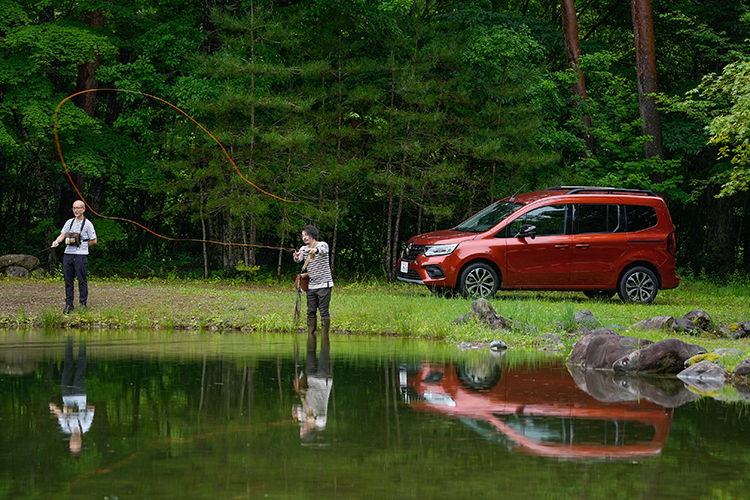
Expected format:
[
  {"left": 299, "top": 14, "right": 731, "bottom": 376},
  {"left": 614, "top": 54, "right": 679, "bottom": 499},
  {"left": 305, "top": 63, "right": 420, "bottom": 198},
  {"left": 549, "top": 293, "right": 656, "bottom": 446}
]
[
  {"left": 575, "top": 243, "right": 590, "bottom": 249},
  {"left": 554, "top": 244, "right": 569, "bottom": 250}
]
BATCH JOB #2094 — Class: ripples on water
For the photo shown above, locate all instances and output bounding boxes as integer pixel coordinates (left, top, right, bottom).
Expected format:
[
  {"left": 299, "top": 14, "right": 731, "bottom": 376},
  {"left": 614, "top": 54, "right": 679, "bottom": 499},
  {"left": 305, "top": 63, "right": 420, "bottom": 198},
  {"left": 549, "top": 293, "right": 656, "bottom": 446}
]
[{"left": 2, "top": 330, "right": 749, "bottom": 499}]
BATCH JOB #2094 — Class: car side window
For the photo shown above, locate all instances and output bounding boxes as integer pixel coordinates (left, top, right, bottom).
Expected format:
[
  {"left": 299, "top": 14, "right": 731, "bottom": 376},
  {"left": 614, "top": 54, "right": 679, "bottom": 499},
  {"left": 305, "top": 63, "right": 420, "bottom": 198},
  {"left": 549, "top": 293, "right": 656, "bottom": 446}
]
[
  {"left": 625, "top": 205, "right": 658, "bottom": 232},
  {"left": 576, "top": 204, "right": 622, "bottom": 234},
  {"left": 507, "top": 204, "right": 569, "bottom": 237}
]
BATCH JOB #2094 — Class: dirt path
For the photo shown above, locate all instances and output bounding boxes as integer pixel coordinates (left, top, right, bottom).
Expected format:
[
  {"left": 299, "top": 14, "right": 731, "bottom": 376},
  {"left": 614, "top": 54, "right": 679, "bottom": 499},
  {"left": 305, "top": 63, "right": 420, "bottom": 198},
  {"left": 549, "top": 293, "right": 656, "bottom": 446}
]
[
  {"left": 1, "top": 280, "right": 191, "bottom": 314},
  {"left": 0, "top": 278, "right": 282, "bottom": 328}
]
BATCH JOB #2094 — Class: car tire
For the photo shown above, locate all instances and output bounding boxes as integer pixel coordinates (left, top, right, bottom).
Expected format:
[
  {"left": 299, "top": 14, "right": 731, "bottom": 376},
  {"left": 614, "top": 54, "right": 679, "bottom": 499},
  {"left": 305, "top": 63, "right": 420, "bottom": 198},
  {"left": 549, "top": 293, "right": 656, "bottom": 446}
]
[
  {"left": 458, "top": 263, "right": 499, "bottom": 299},
  {"left": 584, "top": 290, "right": 616, "bottom": 300},
  {"left": 618, "top": 266, "right": 658, "bottom": 304}
]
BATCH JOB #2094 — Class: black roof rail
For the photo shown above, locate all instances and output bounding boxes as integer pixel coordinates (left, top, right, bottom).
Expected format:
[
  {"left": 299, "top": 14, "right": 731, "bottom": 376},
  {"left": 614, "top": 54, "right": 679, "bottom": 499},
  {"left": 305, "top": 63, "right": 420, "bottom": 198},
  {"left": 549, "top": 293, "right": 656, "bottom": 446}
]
[{"left": 545, "top": 186, "right": 656, "bottom": 196}]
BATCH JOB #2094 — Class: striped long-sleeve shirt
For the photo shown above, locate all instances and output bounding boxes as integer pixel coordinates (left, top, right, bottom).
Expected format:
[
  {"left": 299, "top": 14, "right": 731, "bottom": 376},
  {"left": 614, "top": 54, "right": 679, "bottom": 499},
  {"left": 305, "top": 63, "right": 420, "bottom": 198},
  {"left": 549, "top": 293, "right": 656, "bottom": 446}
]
[{"left": 295, "top": 241, "right": 334, "bottom": 289}]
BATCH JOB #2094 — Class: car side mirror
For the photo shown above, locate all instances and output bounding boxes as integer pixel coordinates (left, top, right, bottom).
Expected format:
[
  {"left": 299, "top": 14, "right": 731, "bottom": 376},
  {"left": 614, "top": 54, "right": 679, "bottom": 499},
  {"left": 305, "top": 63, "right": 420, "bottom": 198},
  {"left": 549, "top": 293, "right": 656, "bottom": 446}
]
[{"left": 515, "top": 224, "right": 537, "bottom": 239}]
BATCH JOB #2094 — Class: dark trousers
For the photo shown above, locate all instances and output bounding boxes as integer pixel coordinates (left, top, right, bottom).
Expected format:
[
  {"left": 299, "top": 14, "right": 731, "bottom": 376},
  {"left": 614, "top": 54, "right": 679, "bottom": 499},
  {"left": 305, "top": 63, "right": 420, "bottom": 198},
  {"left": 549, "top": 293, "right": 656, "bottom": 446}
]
[
  {"left": 63, "top": 254, "right": 88, "bottom": 307},
  {"left": 306, "top": 287, "right": 332, "bottom": 318},
  {"left": 62, "top": 337, "right": 87, "bottom": 397}
]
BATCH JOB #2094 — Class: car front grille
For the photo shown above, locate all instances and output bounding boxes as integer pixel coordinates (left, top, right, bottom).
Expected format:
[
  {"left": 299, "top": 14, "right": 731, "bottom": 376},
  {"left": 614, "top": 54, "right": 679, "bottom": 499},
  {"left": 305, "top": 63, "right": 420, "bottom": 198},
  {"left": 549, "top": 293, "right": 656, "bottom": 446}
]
[{"left": 401, "top": 244, "right": 425, "bottom": 261}]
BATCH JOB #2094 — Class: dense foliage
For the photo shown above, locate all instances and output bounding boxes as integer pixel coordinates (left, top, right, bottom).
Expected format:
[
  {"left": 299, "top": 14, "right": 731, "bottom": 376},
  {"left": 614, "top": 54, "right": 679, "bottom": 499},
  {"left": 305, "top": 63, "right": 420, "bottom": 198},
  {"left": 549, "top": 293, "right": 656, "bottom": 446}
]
[{"left": 2, "top": 0, "right": 749, "bottom": 280}]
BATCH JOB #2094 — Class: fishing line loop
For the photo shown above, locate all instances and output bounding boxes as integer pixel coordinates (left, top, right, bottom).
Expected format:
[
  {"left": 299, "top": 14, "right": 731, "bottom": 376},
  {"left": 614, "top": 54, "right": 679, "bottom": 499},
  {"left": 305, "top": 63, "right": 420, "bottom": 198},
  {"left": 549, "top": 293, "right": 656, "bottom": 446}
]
[{"left": 54, "top": 88, "right": 296, "bottom": 252}]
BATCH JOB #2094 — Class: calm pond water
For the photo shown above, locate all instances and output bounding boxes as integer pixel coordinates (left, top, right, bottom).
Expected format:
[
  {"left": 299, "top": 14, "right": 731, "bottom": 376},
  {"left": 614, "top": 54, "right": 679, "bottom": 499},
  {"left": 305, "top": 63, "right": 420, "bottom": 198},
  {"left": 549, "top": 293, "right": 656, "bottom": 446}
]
[{"left": 2, "top": 330, "right": 750, "bottom": 500}]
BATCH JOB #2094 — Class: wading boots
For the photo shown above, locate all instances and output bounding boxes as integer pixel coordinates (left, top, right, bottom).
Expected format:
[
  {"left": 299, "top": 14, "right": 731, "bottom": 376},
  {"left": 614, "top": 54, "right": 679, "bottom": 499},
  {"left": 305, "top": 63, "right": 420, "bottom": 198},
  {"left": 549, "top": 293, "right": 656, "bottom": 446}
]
[
  {"left": 321, "top": 318, "right": 331, "bottom": 350},
  {"left": 307, "top": 317, "right": 317, "bottom": 352}
]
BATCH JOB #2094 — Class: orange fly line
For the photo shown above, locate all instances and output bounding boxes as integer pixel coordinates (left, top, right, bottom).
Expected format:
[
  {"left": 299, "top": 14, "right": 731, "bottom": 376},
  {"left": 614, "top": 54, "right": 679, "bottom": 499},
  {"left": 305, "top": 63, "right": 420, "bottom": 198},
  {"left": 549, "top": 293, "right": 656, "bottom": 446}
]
[{"left": 54, "top": 88, "right": 294, "bottom": 251}]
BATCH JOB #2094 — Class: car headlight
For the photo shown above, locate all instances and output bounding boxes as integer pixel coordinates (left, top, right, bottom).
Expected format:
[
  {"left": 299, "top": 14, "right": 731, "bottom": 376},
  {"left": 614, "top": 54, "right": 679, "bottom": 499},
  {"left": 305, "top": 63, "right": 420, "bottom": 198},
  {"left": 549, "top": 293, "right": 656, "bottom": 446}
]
[{"left": 424, "top": 243, "right": 458, "bottom": 256}]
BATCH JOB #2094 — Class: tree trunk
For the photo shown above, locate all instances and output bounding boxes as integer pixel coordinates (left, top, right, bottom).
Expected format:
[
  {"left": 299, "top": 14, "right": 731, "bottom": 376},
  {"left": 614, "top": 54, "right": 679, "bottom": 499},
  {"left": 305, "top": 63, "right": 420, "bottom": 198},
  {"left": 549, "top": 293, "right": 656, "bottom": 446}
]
[
  {"left": 249, "top": 215, "right": 257, "bottom": 267},
  {"left": 385, "top": 184, "right": 395, "bottom": 281},
  {"left": 390, "top": 160, "right": 406, "bottom": 282},
  {"left": 201, "top": 0, "right": 221, "bottom": 54},
  {"left": 331, "top": 184, "right": 339, "bottom": 273},
  {"left": 631, "top": 0, "right": 665, "bottom": 168},
  {"left": 561, "top": 0, "right": 596, "bottom": 155},
  {"left": 384, "top": 49, "right": 397, "bottom": 282},
  {"left": 200, "top": 195, "right": 209, "bottom": 279},
  {"left": 74, "top": 10, "right": 105, "bottom": 117},
  {"left": 276, "top": 231, "right": 286, "bottom": 283},
  {"left": 703, "top": 189, "right": 737, "bottom": 274}
]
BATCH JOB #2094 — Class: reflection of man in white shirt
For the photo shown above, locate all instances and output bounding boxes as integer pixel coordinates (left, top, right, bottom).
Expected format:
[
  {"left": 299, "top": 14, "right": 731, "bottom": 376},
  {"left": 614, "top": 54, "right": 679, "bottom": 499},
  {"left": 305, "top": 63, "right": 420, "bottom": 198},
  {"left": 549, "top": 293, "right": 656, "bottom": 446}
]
[{"left": 49, "top": 338, "right": 94, "bottom": 455}]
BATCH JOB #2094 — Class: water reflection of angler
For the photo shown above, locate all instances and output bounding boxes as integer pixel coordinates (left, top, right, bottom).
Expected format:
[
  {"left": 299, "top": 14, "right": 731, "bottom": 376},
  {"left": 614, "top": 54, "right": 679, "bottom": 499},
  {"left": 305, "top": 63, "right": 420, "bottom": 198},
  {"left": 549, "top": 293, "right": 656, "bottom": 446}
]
[
  {"left": 49, "top": 337, "right": 95, "bottom": 455},
  {"left": 293, "top": 333, "right": 332, "bottom": 442}
]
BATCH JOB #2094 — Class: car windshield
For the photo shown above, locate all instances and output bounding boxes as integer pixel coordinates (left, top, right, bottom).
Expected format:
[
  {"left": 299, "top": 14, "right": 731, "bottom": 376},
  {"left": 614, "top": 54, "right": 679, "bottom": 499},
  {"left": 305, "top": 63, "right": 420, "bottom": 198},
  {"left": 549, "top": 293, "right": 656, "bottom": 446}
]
[{"left": 454, "top": 201, "right": 524, "bottom": 233}]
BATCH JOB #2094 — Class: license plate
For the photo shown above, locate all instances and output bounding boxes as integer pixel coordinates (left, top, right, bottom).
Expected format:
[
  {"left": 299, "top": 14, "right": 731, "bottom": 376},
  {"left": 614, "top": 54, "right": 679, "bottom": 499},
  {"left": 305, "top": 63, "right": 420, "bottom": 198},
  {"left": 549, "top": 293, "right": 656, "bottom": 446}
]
[{"left": 400, "top": 261, "right": 408, "bottom": 273}]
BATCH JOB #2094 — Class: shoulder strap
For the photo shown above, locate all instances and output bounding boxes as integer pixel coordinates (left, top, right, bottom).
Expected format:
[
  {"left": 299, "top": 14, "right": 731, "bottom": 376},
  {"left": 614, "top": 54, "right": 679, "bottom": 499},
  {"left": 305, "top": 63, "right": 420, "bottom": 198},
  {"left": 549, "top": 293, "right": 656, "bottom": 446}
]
[{"left": 300, "top": 242, "right": 318, "bottom": 272}]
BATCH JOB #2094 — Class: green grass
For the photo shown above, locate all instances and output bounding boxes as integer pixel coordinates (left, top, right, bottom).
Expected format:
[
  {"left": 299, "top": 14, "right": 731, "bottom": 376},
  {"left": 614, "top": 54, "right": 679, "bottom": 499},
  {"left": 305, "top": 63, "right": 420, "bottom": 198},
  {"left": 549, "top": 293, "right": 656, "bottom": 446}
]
[{"left": 40, "top": 308, "right": 62, "bottom": 327}]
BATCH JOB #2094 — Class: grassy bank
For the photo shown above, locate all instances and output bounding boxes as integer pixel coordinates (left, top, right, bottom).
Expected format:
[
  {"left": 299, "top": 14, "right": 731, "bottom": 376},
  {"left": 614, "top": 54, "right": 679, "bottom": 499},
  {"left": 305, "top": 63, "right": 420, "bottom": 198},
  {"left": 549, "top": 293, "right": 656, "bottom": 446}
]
[{"left": 2, "top": 274, "right": 749, "bottom": 351}]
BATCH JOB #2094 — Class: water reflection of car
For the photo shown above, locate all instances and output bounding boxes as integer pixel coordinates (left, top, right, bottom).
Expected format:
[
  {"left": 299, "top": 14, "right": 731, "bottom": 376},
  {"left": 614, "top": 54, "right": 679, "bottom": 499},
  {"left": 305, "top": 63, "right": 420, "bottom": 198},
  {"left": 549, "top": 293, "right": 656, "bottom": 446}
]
[{"left": 400, "top": 359, "right": 673, "bottom": 461}]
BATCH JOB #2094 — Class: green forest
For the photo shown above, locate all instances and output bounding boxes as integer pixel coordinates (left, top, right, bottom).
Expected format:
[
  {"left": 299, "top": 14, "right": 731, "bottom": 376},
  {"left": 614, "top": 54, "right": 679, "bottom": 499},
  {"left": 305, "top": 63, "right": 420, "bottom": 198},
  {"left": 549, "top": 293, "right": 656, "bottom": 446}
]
[{"left": 2, "top": 0, "right": 749, "bottom": 281}]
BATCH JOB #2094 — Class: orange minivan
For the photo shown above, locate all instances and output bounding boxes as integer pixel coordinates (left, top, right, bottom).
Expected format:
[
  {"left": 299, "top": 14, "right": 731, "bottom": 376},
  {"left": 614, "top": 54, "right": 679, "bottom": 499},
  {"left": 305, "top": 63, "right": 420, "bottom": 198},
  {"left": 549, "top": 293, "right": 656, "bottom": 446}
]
[{"left": 398, "top": 186, "right": 679, "bottom": 303}]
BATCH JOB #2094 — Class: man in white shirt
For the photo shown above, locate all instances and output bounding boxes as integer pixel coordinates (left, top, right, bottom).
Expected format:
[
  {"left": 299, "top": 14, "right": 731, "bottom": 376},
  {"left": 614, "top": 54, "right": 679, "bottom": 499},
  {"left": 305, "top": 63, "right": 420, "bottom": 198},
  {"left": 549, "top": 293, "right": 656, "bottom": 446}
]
[{"left": 52, "top": 200, "right": 97, "bottom": 313}]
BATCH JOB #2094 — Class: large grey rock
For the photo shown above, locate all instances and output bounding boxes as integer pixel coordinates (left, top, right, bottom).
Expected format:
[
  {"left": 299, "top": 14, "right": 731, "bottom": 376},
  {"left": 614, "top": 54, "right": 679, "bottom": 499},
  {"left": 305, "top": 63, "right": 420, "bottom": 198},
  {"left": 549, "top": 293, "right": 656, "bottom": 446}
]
[
  {"left": 612, "top": 338, "right": 707, "bottom": 374},
  {"left": 672, "top": 317, "right": 701, "bottom": 334},
  {"left": 567, "top": 329, "right": 652, "bottom": 370},
  {"left": 4, "top": 266, "right": 29, "bottom": 278},
  {"left": 733, "top": 358, "right": 750, "bottom": 378},
  {"left": 567, "top": 328, "right": 618, "bottom": 365},
  {"left": 0, "top": 254, "right": 40, "bottom": 271},
  {"left": 677, "top": 360, "right": 727, "bottom": 382},
  {"left": 633, "top": 316, "right": 674, "bottom": 331},
  {"left": 685, "top": 309, "right": 712, "bottom": 330}
]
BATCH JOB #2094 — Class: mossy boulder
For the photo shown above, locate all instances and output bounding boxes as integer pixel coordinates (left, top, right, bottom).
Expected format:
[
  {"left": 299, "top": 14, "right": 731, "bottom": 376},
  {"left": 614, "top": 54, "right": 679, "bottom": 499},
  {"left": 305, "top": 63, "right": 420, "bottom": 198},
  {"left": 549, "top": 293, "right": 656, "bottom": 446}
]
[{"left": 612, "top": 338, "right": 707, "bottom": 374}]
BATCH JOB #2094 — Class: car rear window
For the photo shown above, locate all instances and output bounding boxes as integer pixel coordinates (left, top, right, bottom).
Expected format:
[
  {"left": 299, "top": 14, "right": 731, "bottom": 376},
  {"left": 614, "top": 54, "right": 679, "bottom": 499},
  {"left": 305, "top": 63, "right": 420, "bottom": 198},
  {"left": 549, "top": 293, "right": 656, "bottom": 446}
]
[{"left": 625, "top": 205, "right": 658, "bottom": 232}]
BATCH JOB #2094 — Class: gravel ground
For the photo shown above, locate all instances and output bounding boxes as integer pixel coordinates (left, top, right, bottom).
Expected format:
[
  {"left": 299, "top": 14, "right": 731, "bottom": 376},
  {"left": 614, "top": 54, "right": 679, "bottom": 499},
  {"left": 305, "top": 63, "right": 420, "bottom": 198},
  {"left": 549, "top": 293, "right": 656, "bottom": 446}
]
[
  {"left": 1, "top": 279, "right": 206, "bottom": 314},
  {"left": 0, "top": 278, "right": 284, "bottom": 328}
]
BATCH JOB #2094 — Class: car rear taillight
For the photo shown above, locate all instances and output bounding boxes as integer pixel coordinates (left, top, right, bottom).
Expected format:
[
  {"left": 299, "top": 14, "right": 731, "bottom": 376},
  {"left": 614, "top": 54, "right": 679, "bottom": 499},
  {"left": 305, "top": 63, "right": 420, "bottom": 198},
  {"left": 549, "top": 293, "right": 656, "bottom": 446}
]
[{"left": 667, "top": 231, "right": 676, "bottom": 256}]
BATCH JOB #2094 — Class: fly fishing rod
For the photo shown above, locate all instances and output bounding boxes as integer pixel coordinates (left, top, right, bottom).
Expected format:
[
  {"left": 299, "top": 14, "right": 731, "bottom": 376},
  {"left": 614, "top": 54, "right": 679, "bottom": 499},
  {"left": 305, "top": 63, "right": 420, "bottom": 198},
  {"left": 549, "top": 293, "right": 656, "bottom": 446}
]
[{"left": 54, "top": 88, "right": 298, "bottom": 252}]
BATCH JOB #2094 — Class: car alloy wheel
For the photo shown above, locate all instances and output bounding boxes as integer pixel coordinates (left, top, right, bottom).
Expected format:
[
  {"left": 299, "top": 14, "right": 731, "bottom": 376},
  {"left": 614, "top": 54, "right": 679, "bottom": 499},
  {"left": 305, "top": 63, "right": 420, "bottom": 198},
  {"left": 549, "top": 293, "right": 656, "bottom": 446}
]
[
  {"left": 459, "top": 263, "right": 499, "bottom": 299},
  {"left": 618, "top": 266, "right": 658, "bottom": 304}
]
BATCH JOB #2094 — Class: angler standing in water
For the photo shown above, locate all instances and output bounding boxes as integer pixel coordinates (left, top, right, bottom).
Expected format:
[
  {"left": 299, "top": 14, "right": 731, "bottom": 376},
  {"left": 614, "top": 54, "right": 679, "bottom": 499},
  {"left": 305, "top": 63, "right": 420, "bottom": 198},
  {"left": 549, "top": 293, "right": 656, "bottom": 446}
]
[
  {"left": 293, "top": 225, "right": 334, "bottom": 352},
  {"left": 51, "top": 200, "right": 97, "bottom": 313}
]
